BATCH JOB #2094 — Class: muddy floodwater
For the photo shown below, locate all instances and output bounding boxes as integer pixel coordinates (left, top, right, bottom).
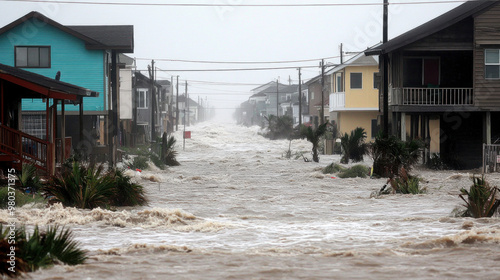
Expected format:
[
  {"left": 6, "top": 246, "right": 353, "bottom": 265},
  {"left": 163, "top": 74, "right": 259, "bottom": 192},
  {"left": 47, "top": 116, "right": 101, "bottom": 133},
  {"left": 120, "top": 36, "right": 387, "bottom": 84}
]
[{"left": 3, "top": 122, "right": 500, "bottom": 279}]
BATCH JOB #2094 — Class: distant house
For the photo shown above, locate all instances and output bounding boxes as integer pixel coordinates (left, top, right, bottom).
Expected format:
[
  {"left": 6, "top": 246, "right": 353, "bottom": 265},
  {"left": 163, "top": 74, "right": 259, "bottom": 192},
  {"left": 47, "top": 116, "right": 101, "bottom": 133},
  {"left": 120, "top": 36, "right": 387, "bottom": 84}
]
[
  {"left": 177, "top": 94, "right": 199, "bottom": 126},
  {"left": 305, "top": 75, "right": 330, "bottom": 127},
  {"left": 366, "top": 0, "right": 500, "bottom": 169},
  {"left": 133, "top": 71, "right": 162, "bottom": 143},
  {"left": 0, "top": 11, "right": 133, "bottom": 161},
  {"left": 328, "top": 51, "right": 380, "bottom": 140}
]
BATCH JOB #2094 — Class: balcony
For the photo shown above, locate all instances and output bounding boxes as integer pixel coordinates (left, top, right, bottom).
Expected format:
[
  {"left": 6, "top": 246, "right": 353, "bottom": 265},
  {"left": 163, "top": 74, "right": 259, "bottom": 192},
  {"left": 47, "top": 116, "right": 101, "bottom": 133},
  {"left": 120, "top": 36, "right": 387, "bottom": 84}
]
[
  {"left": 329, "top": 92, "right": 345, "bottom": 111},
  {"left": 390, "top": 88, "right": 474, "bottom": 106}
]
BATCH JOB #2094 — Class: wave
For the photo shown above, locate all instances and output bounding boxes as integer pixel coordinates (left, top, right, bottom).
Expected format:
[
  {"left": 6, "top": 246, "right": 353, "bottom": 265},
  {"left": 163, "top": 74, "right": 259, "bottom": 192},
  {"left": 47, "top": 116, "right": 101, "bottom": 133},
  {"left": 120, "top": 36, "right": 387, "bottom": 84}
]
[
  {"left": 403, "top": 228, "right": 500, "bottom": 249},
  {"left": 0, "top": 203, "right": 229, "bottom": 232}
]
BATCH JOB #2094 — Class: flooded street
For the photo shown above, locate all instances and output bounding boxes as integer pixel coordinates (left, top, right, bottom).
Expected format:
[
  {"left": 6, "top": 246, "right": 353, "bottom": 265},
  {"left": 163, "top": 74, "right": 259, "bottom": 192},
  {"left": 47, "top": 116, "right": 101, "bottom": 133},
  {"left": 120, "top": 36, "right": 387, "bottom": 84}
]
[{"left": 5, "top": 122, "right": 500, "bottom": 279}]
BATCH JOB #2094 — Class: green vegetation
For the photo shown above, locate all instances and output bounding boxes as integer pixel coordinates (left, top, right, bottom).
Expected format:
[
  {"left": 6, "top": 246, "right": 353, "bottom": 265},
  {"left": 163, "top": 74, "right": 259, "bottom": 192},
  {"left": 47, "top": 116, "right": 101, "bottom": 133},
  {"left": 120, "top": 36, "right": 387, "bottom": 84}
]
[
  {"left": 17, "top": 163, "right": 44, "bottom": 195},
  {"left": 340, "top": 127, "right": 368, "bottom": 164},
  {"left": 323, "top": 163, "right": 346, "bottom": 174},
  {"left": 459, "top": 175, "right": 500, "bottom": 218},
  {"left": 0, "top": 187, "right": 46, "bottom": 209},
  {"left": 0, "top": 225, "right": 86, "bottom": 277},
  {"left": 338, "top": 165, "right": 370, "bottom": 179},
  {"left": 300, "top": 123, "right": 328, "bottom": 163},
  {"left": 370, "top": 134, "right": 423, "bottom": 178},
  {"left": 123, "top": 134, "right": 180, "bottom": 170},
  {"left": 160, "top": 134, "right": 180, "bottom": 166},
  {"left": 263, "top": 115, "right": 294, "bottom": 140},
  {"left": 131, "top": 155, "right": 149, "bottom": 170},
  {"left": 43, "top": 161, "right": 148, "bottom": 209},
  {"left": 389, "top": 168, "right": 426, "bottom": 194}
]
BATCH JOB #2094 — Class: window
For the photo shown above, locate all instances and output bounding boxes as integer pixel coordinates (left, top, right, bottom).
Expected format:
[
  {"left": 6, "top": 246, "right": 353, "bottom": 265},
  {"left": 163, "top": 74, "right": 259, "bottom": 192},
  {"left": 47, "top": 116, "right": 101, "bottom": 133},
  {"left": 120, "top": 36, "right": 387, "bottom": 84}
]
[
  {"left": 311, "top": 92, "right": 315, "bottom": 100},
  {"left": 137, "top": 90, "right": 148, "bottom": 109},
  {"left": 485, "top": 49, "right": 500, "bottom": 79},
  {"left": 15, "top": 46, "right": 50, "bottom": 68},
  {"left": 373, "top": 72, "right": 381, "bottom": 89},
  {"left": 335, "top": 73, "right": 343, "bottom": 92},
  {"left": 350, "top": 73, "right": 362, "bottom": 89}
]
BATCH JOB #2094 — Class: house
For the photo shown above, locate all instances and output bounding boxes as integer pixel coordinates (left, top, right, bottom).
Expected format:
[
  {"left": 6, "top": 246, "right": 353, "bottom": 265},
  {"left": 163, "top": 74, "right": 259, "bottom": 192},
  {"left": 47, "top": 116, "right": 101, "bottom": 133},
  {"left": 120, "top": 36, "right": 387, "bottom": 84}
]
[
  {"left": 366, "top": 0, "right": 500, "bottom": 169},
  {"left": 156, "top": 79, "right": 173, "bottom": 135},
  {"left": 176, "top": 94, "right": 199, "bottom": 126},
  {"left": 133, "top": 71, "right": 162, "bottom": 144},
  {"left": 0, "top": 63, "right": 97, "bottom": 174},
  {"left": 328, "top": 51, "right": 380, "bottom": 140},
  {"left": 305, "top": 75, "right": 331, "bottom": 127},
  {"left": 118, "top": 54, "right": 134, "bottom": 146},
  {"left": 0, "top": 11, "right": 134, "bottom": 164}
]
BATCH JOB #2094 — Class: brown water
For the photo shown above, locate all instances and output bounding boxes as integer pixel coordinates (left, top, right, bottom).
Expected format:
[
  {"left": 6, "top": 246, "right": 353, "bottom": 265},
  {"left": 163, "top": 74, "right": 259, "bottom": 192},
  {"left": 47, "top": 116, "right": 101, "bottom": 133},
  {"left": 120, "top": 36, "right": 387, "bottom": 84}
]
[{"left": 3, "top": 123, "right": 500, "bottom": 279}]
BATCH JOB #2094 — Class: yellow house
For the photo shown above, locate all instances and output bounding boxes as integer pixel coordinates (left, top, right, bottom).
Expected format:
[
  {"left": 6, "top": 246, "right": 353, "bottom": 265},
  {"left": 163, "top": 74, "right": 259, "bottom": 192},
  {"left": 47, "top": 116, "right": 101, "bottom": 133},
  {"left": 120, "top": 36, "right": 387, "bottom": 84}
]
[{"left": 329, "top": 52, "right": 380, "bottom": 141}]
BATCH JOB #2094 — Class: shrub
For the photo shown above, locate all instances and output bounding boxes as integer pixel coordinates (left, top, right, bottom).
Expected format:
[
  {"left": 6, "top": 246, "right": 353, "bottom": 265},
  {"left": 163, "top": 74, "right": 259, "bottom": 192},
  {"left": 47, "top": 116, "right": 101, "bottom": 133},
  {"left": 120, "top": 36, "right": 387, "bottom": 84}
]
[
  {"left": 108, "top": 169, "right": 148, "bottom": 207},
  {"left": 389, "top": 168, "right": 426, "bottom": 194},
  {"left": 0, "top": 225, "right": 86, "bottom": 277},
  {"left": 161, "top": 134, "right": 180, "bottom": 166},
  {"left": 427, "top": 153, "right": 446, "bottom": 170},
  {"left": 338, "top": 164, "right": 370, "bottom": 178},
  {"left": 323, "top": 163, "right": 346, "bottom": 174},
  {"left": 370, "top": 134, "right": 423, "bottom": 178},
  {"left": 131, "top": 156, "right": 149, "bottom": 170},
  {"left": 300, "top": 123, "right": 328, "bottom": 163},
  {"left": 0, "top": 187, "right": 46, "bottom": 209},
  {"left": 18, "top": 163, "right": 44, "bottom": 194},
  {"left": 340, "top": 127, "right": 368, "bottom": 164},
  {"left": 459, "top": 175, "right": 500, "bottom": 218},
  {"left": 264, "top": 115, "right": 294, "bottom": 140},
  {"left": 43, "top": 161, "right": 115, "bottom": 209}
]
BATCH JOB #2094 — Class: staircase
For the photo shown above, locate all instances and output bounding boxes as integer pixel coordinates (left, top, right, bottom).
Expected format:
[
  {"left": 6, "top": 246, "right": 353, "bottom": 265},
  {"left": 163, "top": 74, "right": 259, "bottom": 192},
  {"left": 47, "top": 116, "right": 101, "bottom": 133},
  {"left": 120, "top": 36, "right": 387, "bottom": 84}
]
[{"left": 0, "top": 124, "right": 52, "bottom": 174}]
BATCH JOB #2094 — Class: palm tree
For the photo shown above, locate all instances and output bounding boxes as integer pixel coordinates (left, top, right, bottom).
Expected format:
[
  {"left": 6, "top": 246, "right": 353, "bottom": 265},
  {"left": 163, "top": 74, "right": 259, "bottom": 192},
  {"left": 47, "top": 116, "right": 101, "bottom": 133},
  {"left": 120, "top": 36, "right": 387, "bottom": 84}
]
[
  {"left": 300, "top": 123, "right": 328, "bottom": 163},
  {"left": 340, "top": 127, "right": 367, "bottom": 164}
]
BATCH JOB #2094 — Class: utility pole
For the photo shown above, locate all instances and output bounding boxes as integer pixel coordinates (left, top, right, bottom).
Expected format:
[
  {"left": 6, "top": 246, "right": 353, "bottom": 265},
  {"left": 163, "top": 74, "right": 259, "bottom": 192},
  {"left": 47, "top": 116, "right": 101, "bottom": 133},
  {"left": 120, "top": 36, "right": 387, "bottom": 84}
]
[
  {"left": 276, "top": 79, "right": 279, "bottom": 117},
  {"left": 340, "top": 43, "right": 344, "bottom": 64},
  {"left": 320, "top": 59, "right": 325, "bottom": 126},
  {"left": 148, "top": 60, "right": 156, "bottom": 145},
  {"left": 176, "top": 76, "right": 179, "bottom": 131},
  {"left": 186, "top": 81, "right": 189, "bottom": 126},
  {"left": 298, "top": 67, "right": 302, "bottom": 127},
  {"left": 382, "top": 0, "right": 389, "bottom": 137}
]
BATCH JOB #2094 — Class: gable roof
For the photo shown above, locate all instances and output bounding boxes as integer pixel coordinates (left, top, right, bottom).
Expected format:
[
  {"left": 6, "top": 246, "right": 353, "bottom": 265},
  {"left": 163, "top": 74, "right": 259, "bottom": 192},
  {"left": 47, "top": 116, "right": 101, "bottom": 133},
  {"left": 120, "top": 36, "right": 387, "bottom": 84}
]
[
  {"left": 365, "top": 0, "right": 497, "bottom": 55},
  {"left": 326, "top": 50, "right": 379, "bottom": 75},
  {"left": 0, "top": 63, "right": 97, "bottom": 100},
  {"left": 0, "top": 11, "right": 133, "bottom": 53}
]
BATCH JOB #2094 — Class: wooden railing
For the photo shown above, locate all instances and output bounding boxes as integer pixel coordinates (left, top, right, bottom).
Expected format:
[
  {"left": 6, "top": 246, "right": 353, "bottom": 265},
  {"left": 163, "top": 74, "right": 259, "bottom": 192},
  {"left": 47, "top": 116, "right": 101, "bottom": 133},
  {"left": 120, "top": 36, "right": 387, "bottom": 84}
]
[
  {"left": 329, "top": 92, "right": 346, "bottom": 110},
  {"left": 390, "top": 88, "right": 474, "bottom": 106},
  {"left": 0, "top": 124, "right": 51, "bottom": 173}
]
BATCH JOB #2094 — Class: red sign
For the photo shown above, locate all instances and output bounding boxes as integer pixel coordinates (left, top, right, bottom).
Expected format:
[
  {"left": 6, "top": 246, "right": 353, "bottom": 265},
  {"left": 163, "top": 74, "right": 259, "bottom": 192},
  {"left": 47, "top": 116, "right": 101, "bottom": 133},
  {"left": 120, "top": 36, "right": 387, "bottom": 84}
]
[{"left": 184, "top": 131, "right": 191, "bottom": 139}]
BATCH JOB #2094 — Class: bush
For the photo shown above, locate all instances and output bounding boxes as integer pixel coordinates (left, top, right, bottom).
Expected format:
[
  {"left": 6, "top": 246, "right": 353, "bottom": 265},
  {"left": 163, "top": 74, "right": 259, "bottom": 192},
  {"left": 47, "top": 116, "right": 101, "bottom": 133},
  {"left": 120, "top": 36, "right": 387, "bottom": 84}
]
[
  {"left": 338, "top": 165, "right": 370, "bottom": 179},
  {"left": 0, "top": 187, "right": 46, "bottom": 209},
  {"left": 389, "top": 168, "right": 426, "bottom": 194},
  {"left": 160, "top": 134, "right": 180, "bottom": 166},
  {"left": 43, "top": 161, "right": 148, "bottom": 209},
  {"left": 131, "top": 156, "right": 149, "bottom": 170},
  {"left": 370, "top": 134, "right": 423, "bottom": 178},
  {"left": 17, "top": 163, "right": 44, "bottom": 194},
  {"left": 340, "top": 127, "right": 368, "bottom": 164},
  {"left": 323, "top": 163, "right": 346, "bottom": 174},
  {"left": 109, "top": 169, "right": 148, "bottom": 207},
  {"left": 300, "top": 123, "right": 328, "bottom": 163},
  {"left": 264, "top": 115, "right": 294, "bottom": 140},
  {"left": 459, "top": 175, "right": 500, "bottom": 218},
  {"left": 0, "top": 225, "right": 86, "bottom": 277},
  {"left": 427, "top": 153, "right": 446, "bottom": 170}
]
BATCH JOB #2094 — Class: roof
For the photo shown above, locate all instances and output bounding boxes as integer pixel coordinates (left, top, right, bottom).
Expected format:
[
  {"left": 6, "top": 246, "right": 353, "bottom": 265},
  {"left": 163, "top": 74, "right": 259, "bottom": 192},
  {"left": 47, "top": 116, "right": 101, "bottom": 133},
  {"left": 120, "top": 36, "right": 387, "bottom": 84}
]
[
  {"left": 0, "top": 11, "right": 133, "bottom": 53},
  {"left": 177, "top": 95, "right": 199, "bottom": 107},
  {"left": 0, "top": 63, "right": 98, "bottom": 100},
  {"left": 366, "top": 0, "right": 497, "bottom": 55}
]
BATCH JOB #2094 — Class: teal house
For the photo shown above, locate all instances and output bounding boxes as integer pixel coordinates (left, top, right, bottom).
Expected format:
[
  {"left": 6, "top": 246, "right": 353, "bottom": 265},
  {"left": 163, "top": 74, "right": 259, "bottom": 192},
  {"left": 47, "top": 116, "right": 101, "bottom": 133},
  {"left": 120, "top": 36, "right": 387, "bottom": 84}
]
[{"left": 0, "top": 12, "right": 133, "bottom": 155}]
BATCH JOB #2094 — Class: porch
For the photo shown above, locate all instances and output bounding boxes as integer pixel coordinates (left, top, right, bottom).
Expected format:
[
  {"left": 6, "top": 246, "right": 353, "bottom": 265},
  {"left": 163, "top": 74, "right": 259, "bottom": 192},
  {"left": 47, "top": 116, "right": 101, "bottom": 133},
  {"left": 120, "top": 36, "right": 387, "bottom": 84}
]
[{"left": 390, "top": 87, "right": 474, "bottom": 107}]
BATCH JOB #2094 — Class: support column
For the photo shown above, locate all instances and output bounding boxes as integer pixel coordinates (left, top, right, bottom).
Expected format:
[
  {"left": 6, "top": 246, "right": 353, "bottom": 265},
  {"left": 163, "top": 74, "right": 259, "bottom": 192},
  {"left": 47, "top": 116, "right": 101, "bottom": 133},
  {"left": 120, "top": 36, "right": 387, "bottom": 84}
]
[
  {"left": 486, "top": 111, "right": 491, "bottom": 145},
  {"left": 79, "top": 97, "right": 84, "bottom": 156},
  {"left": 1, "top": 80, "right": 4, "bottom": 124},
  {"left": 401, "top": 112, "right": 406, "bottom": 141},
  {"left": 61, "top": 100, "right": 66, "bottom": 161}
]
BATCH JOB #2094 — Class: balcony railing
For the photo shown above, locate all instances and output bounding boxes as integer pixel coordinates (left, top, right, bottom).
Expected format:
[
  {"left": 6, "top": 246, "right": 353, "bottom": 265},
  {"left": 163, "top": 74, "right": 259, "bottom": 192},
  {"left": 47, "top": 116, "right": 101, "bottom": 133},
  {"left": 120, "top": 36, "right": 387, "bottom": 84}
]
[
  {"left": 329, "top": 92, "right": 345, "bottom": 111},
  {"left": 390, "top": 88, "right": 474, "bottom": 106}
]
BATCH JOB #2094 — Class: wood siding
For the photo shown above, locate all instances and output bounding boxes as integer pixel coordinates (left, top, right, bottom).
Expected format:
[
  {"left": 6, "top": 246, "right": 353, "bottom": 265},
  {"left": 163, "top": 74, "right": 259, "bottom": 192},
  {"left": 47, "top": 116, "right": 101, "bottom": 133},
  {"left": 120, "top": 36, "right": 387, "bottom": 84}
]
[{"left": 474, "top": 3, "right": 500, "bottom": 110}]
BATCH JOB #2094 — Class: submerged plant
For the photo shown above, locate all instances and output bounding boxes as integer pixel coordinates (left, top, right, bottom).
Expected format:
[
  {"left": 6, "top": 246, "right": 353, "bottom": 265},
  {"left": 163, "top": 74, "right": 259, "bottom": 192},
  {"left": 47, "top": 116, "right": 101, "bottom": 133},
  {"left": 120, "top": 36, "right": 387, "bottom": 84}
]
[
  {"left": 43, "top": 161, "right": 115, "bottom": 209},
  {"left": 338, "top": 165, "right": 370, "bottom": 179},
  {"left": 459, "top": 175, "right": 500, "bottom": 218},
  {"left": 0, "top": 225, "right": 86, "bottom": 276},
  {"left": 161, "top": 135, "right": 180, "bottom": 166},
  {"left": 300, "top": 123, "right": 328, "bottom": 163},
  {"left": 389, "top": 168, "right": 426, "bottom": 195},
  {"left": 18, "top": 163, "right": 44, "bottom": 195},
  {"left": 323, "top": 163, "right": 346, "bottom": 174},
  {"left": 108, "top": 169, "right": 148, "bottom": 207},
  {"left": 340, "top": 127, "right": 367, "bottom": 164}
]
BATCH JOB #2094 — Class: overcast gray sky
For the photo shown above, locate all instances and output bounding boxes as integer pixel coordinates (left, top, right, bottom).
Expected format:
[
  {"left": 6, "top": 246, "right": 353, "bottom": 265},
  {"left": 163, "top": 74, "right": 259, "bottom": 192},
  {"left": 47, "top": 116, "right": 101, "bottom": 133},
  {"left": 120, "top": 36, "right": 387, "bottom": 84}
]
[{"left": 1, "top": 0, "right": 464, "bottom": 122}]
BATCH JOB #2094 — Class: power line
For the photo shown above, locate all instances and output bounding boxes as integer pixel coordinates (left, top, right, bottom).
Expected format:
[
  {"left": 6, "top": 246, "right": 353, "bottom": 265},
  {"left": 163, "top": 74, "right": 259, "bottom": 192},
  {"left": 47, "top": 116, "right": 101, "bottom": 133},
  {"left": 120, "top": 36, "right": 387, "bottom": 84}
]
[
  {"left": 147, "top": 65, "right": 321, "bottom": 72},
  {"left": 137, "top": 55, "right": 347, "bottom": 65},
  {"left": 0, "top": 0, "right": 480, "bottom": 7}
]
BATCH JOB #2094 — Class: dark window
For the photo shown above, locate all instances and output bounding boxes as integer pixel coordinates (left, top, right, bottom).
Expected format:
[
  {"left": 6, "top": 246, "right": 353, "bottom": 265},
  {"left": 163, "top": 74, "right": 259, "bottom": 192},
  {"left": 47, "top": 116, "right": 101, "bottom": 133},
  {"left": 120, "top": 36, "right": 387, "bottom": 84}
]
[
  {"left": 371, "top": 119, "right": 380, "bottom": 138},
  {"left": 350, "top": 73, "right": 362, "bottom": 89},
  {"left": 15, "top": 46, "right": 50, "bottom": 68},
  {"left": 373, "top": 72, "right": 381, "bottom": 89},
  {"left": 485, "top": 49, "right": 500, "bottom": 79}
]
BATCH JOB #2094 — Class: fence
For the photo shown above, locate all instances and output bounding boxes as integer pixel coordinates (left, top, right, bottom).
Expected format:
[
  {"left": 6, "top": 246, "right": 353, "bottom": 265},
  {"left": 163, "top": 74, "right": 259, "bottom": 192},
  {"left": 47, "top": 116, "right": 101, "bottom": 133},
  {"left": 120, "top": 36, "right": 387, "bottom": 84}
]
[{"left": 483, "top": 144, "right": 500, "bottom": 173}]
